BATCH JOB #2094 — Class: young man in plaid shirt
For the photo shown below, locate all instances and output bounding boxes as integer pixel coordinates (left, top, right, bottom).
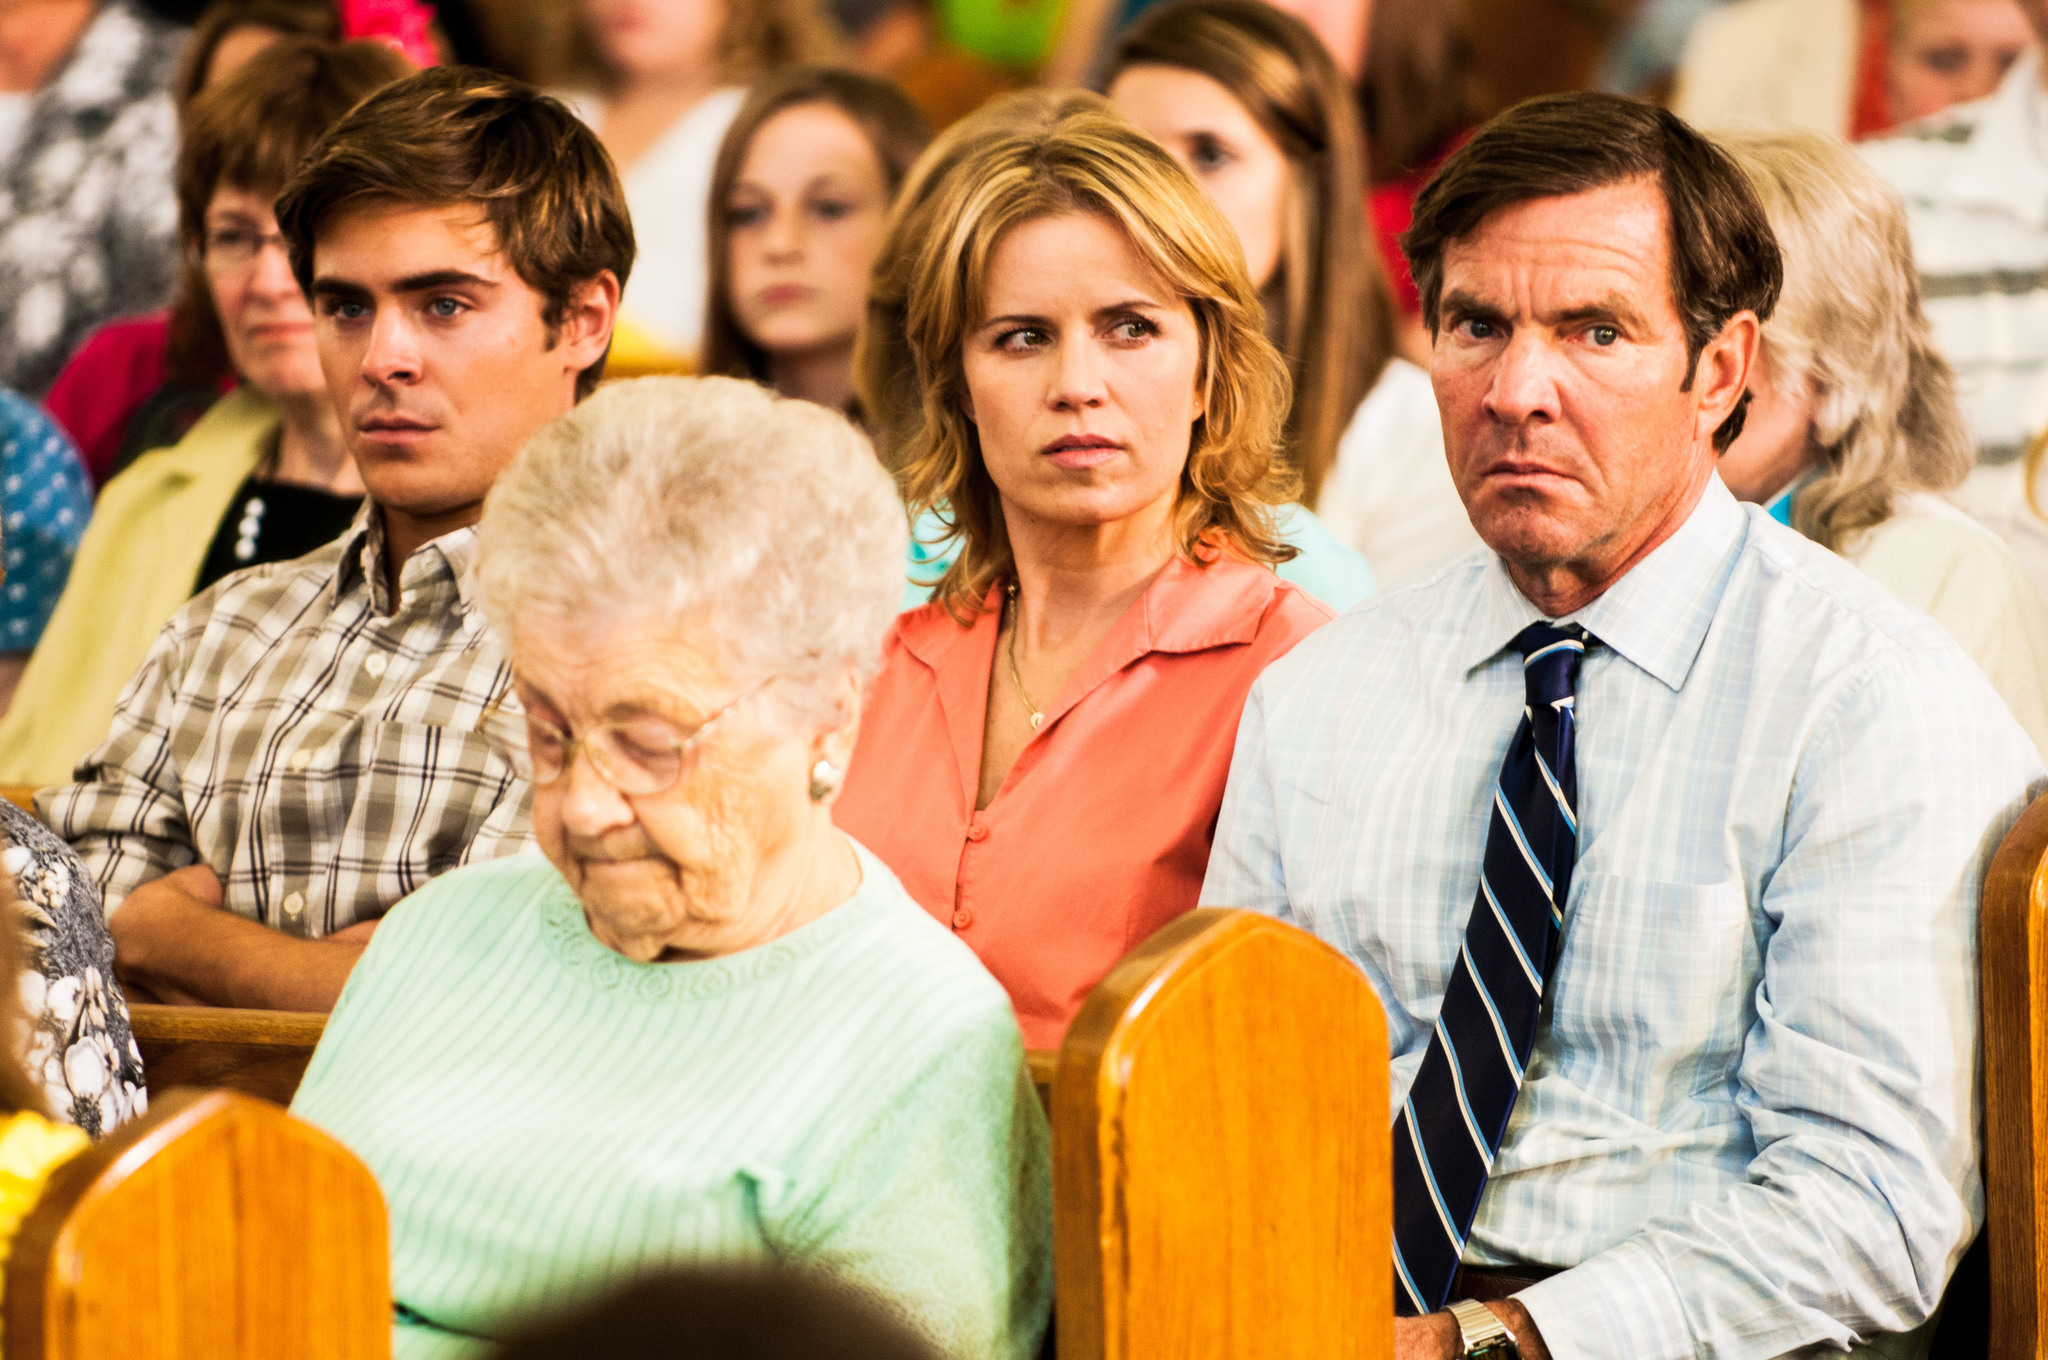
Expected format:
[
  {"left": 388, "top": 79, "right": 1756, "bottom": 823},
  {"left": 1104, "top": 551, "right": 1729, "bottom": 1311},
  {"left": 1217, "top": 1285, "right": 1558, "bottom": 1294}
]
[{"left": 44, "top": 68, "right": 635, "bottom": 1011}]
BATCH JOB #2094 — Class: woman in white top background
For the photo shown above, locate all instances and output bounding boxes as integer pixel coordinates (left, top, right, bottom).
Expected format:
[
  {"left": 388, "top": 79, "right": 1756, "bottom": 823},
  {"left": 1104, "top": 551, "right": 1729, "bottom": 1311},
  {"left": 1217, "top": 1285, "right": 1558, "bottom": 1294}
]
[
  {"left": 550, "top": 0, "right": 838, "bottom": 368},
  {"left": 1103, "top": 0, "right": 1479, "bottom": 589},
  {"left": 1716, "top": 126, "right": 2048, "bottom": 756}
]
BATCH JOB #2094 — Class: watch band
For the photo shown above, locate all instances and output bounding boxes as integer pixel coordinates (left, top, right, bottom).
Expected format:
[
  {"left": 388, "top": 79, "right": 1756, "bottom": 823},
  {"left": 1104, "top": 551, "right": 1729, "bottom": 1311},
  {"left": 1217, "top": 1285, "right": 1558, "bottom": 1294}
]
[{"left": 1446, "top": 1298, "right": 1521, "bottom": 1358}]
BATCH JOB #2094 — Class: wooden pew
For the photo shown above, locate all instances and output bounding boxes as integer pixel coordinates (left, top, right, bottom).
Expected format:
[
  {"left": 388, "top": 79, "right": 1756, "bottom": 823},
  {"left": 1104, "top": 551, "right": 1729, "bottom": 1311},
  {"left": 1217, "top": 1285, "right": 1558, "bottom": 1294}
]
[
  {"left": 1983, "top": 789, "right": 2048, "bottom": 1360},
  {"left": 120, "top": 909, "right": 1392, "bottom": 1358},
  {"left": 129, "top": 1005, "right": 327, "bottom": 1108},
  {"left": 5, "top": 1087, "right": 388, "bottom": 1359},
  {"left": 1053, "top": 908, "right": 1391, "bottom": 1359}
]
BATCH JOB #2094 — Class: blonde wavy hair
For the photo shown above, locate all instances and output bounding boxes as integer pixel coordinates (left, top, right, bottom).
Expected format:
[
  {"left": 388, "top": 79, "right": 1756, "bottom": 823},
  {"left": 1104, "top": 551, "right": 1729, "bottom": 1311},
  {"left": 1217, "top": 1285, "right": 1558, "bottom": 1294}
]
[
  {"left": 1716, "top": 129, "right": 1972, "bottom": 551},
  {"left": 896, "top": 105, "right": 1296, "bottom": 618},
  {"left": 856, "top": 88, "right": 1107, "bottom": 470}
]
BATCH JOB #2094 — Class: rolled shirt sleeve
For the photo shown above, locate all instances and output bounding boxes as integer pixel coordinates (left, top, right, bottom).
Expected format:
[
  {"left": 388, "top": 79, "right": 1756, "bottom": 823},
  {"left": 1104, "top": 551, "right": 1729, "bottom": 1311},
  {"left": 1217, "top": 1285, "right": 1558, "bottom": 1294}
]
[{"left": 39, "top": 615, "right": 200, "bottom": 916}]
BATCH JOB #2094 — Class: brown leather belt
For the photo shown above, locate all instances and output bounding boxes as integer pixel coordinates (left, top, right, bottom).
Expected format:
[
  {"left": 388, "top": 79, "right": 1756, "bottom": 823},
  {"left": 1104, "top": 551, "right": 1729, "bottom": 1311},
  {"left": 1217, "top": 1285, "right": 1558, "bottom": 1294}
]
[{"left": 1450, "top": 1265, "right": 1563, "bottom": 1303}]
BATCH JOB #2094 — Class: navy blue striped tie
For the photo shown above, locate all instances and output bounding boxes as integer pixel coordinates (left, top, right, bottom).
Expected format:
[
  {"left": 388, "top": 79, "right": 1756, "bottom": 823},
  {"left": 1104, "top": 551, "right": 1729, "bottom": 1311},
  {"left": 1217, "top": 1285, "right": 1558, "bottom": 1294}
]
[{"left": 1392, "top": 620, "right": 1590, "bottom": 1316}]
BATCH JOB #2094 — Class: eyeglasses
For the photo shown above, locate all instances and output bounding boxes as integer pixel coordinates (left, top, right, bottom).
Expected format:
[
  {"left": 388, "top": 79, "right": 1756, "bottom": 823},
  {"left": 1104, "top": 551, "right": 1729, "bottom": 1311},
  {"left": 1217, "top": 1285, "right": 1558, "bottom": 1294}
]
[
  {"left": 476, "top": 677, "right": 776, "bottom": 796},
  {"left": 199, "top": 226, "right": 288, "bottom": 273}
]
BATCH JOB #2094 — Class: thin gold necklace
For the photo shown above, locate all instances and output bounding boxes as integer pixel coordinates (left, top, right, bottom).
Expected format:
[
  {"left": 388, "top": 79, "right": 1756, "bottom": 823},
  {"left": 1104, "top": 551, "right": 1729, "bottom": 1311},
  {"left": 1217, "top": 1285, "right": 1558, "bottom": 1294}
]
[{"left": 1005, "top": 581, "right": 1045, "bottom": 731}]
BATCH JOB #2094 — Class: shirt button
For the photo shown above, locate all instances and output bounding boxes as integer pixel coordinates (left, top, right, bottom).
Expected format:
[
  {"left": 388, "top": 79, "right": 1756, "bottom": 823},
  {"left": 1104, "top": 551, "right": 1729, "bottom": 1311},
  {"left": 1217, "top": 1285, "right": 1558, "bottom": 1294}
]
[
  {"left": 288, "top": 749, "right": 313, "bottom": 773},
  {"left": 282, "top": 892, "right": 305, "bottom": 921},
  {"left": 951, "top": 908, "right": 973, "bottom": 930},
  {"left": 965, "top": 821, "right": 989, "bottom": 842},
  {"left": 364, "top": 652, "right": 388, "bottom": 678}
]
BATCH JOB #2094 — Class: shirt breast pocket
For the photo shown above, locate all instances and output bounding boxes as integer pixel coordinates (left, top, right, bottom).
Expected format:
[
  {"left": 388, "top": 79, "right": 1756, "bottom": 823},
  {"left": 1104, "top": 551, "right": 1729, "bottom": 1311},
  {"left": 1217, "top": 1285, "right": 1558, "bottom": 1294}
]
[
  {"left": 1542, "top": 874, "right": 1760, "bottom": 1109},
  {"left": 350, "top": 719, "right": 517, "bottom": 879}
]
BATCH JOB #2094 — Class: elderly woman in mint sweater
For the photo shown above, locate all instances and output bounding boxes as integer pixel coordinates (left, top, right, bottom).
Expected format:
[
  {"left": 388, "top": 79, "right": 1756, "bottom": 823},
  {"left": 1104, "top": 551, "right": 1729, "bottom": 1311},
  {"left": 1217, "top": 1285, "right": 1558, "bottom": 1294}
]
[{"left": 290, "top": 376, "right": 1052, "bottom": 1360}]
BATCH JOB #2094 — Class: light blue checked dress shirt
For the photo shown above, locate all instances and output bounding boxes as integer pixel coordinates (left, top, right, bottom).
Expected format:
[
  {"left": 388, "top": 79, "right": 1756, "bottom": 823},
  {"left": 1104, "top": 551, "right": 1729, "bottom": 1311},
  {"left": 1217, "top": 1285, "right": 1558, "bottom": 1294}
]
[{"left": 1204, "top": 476, "right": 2045, "bottom": 1360}]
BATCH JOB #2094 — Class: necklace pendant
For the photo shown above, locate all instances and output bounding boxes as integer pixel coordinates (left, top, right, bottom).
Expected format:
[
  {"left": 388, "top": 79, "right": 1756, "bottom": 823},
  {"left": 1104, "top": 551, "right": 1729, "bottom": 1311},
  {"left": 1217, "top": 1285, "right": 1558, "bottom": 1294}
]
[{"left": 1029, "top": 712, "right": 1044, "bottom": 731}]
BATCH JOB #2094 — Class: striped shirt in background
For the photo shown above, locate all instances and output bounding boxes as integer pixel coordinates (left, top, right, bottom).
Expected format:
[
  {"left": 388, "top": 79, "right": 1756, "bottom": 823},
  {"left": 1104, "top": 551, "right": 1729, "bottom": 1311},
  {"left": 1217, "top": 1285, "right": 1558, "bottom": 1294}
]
[
  {"left": 1204, "top": 478, "right": 2044, "bottom": 1359},
  {"left": 42, "top": 507, "right": 532, "bottom": 935},
  {"left": 1863, "top": 49, "right": 2048, "bottom": 596}
]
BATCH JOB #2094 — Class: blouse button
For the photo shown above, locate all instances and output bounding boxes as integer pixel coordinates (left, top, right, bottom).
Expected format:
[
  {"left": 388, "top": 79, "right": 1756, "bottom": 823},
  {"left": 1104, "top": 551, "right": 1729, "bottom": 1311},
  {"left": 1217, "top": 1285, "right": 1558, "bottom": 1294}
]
[
  {"left": 965, "top": 820, "right": 989, "bottom": 842},
  {"left": 364, "top": 652, "right": 388, "bottom": 679},
  {"left": 288, "top": 749, "right": 314, "bottom": 773},
  {"left": 282, "top": 892, "right": 306, "bottom": 921},
  {"left": 951, "top": 909, "right": 973, "bottom": 930}
]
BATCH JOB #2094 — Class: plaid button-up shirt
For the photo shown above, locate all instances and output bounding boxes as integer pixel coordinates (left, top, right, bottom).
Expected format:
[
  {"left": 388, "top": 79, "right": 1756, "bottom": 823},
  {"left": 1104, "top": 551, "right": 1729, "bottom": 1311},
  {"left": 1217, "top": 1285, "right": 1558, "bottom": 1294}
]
[{"left": 43, "top": 507, "right": 532, "bottom": 936}]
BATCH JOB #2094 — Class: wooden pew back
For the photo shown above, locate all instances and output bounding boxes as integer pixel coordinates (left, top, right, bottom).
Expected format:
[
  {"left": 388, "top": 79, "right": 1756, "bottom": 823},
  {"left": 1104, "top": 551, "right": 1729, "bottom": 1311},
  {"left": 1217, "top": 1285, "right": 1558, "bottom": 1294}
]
[
  {"left": 1053, "top": 907, "right": 1390, "bottom": 1360},
  {"left": 5, "top": 1088, "right": 388, "bottom": 1360},
  {"left": 1984, "top": 790, "right": 2048, "bottom": 1359},
  {"left": 128, "top": 1006, "right": 326, "bottom": 1108}
]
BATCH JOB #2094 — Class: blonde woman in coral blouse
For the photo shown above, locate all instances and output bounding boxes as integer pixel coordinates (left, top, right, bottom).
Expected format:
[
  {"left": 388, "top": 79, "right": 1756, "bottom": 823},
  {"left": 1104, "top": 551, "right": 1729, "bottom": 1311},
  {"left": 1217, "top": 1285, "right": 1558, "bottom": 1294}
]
[{"left": 833, "top": 107, "right": 1332, "bottom": 1048}]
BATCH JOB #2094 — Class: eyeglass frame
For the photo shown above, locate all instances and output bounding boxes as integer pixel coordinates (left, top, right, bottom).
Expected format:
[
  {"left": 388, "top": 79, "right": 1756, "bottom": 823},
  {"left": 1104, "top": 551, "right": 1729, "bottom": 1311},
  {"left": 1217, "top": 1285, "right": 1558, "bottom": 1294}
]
[
  {"left": 475, "top": 673, "right": 780, "bottom": 797},
  {"left": 194, "top": 224, "right": 290, "bottom": 275}
]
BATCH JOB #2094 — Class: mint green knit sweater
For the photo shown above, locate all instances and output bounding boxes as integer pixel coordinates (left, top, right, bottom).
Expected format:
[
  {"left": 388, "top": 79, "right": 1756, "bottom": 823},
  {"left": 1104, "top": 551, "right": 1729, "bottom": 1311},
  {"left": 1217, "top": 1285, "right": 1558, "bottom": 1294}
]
[{"left": 292, "top": 844, "right": 1052, "bottom": 1360}]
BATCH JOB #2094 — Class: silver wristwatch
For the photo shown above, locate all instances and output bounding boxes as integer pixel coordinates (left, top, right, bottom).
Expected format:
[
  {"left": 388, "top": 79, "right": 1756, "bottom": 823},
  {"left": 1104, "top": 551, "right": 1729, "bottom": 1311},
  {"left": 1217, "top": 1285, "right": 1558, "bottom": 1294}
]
[{"left": 1447, "top": 1299, "right": 1521, "bottom": 1359}]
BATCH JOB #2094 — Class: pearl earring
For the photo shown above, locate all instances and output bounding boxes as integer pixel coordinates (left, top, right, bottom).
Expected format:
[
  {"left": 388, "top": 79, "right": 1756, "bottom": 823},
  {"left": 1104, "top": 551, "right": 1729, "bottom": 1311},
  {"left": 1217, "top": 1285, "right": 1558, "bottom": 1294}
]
[{"left": 809, "top": 758, "right": 843, "bottom": 802}]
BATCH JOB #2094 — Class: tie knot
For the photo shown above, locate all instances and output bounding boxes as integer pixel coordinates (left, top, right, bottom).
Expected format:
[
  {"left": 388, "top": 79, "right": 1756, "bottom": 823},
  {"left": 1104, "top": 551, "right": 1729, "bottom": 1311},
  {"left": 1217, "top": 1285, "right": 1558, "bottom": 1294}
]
[{"left": 1511, "top": 621, "right": 1589, "bottom": 709}]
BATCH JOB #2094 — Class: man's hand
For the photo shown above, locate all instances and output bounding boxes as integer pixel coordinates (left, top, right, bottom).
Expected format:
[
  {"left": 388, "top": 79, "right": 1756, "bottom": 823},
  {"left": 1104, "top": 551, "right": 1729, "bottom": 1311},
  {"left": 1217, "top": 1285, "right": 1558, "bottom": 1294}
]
[
  {"left": 1393, "top": 1301, "right": 1553, "bottom": 1360},
  {"left": 109, "top": 867, "right": 370, "bottom": 1012}
]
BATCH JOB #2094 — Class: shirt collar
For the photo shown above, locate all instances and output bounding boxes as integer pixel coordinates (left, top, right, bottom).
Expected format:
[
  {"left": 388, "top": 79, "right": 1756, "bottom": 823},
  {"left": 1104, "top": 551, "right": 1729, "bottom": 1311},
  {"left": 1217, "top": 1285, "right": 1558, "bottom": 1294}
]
[
  {"left": 899, "top": 554, "right": 1283, "bottom": 706},
  {"left": 329, "top": 504, "right": 484, "bottom": 617},
  {"left": 1934, "top": 47, "right": 2048, "bottom": 223},
  {"left": 1460, "top": 475, "right": 1749, "bottom": 692}
]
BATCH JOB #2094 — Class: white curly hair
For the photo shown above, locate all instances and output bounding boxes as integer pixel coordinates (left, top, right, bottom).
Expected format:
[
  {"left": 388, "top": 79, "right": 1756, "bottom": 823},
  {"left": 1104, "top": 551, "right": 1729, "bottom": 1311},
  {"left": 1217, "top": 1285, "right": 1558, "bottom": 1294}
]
[{"left": 473, "top": 376, "right": 909, "bottom": 723}]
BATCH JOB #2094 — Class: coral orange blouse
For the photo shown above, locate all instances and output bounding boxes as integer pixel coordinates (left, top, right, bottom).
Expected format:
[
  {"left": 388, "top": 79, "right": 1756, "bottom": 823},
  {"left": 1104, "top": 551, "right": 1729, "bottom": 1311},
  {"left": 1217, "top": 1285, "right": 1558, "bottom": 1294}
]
[{"left": 835, "top": 556, "right": 1334, "bottom": 1048}]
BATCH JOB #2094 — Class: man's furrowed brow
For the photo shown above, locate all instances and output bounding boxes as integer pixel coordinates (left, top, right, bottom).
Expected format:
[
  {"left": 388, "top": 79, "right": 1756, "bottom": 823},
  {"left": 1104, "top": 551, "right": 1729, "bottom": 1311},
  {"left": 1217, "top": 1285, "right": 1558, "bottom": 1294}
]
[
  {"left": 1438, "top": 288, "right": 1503, "bottom": 322},
  {"left": 1554, "top": 293, "right": 1649, "bottom": 329},
  {"left": 310, "top": 277, "right": 373, "bottom": 303},
  {"left": 393, "top": 269, "right": 500, "bottom": 293}
]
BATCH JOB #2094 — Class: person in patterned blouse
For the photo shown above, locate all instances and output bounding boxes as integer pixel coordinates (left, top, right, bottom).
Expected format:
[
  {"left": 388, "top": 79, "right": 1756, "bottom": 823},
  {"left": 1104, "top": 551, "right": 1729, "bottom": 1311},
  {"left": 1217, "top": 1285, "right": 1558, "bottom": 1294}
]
[
  {"left": 0, "top": 391, "right": 91, "bottom": 717},
  {"left": 41, "top": 69, "right": 633, "bottom": 1013},
  {"left": 0, "top": 0, "right": 184, "bottom": 399},
  {"left": 0, "top": 800, "right": 143, "bottom": 1137}
]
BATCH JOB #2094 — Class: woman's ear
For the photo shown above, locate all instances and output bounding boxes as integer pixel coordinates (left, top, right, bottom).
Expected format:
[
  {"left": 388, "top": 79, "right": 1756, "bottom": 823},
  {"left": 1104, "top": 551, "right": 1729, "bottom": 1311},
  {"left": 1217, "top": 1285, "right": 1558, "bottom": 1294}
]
[{"left": 807, "top": 670, "right": 865, "bottom": 798}]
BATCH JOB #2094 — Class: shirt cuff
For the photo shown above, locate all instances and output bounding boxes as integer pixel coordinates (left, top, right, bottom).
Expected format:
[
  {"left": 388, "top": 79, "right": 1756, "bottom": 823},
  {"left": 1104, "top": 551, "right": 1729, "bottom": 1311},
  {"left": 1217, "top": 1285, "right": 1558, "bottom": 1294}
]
[{"left": 1513, "top": 1239, "right": 1695, "bottom": 1360}]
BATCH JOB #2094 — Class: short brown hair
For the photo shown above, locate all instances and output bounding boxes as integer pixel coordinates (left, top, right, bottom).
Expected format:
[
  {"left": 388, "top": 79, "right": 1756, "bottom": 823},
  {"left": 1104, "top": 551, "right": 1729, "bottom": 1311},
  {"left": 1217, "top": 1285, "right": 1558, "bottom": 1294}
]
[
  {"left": 169, "top": 36, "right": 412, "bottom": 389},
  {"left": 275, "top": 67, "right": 637, "bottom": 400},
  {"left": 701, "top": 67, "right": 931, "bottom": 390},
  {"left": 1404, "top": 92, "right": 1783, "bottom": 451},
  {"left": 1106, "top": 0, "right": 1397, "bottom": 509},
  {"left": 899, "top": 107, "right": 1296, "bottom": 618}
]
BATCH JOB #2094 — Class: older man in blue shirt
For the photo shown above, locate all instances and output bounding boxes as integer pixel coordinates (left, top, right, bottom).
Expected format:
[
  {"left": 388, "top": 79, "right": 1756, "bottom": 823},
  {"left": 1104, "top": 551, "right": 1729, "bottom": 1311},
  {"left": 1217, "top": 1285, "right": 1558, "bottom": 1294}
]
[{"left": 1204, "top": 93, "right": 2044, "bottom": 1360}]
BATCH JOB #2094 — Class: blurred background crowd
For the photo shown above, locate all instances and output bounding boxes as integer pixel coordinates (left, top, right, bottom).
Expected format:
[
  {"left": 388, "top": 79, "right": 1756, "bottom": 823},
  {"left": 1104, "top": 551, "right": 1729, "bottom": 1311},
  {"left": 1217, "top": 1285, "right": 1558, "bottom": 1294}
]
[{"left": 1, "top": 0, "right": 2045, "bottom": 730}]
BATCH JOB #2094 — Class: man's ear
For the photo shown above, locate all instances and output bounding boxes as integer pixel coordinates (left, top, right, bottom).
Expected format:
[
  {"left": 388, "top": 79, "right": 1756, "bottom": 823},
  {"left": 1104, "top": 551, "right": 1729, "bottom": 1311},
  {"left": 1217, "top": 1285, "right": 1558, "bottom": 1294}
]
[
  {"left": 560, "top": 269, "right": 622, "bottom": 376},
  {"left": 1692, "top": 310, "right": 1760, "bottom": 446}
]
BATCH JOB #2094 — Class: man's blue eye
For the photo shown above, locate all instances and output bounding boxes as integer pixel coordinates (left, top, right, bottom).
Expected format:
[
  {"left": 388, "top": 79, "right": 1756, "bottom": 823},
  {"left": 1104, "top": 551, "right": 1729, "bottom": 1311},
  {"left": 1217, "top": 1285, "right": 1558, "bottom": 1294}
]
[
  {"left": 431, "top": 298, "right": 462, "bottom": 317},
  {"left": 1591, "top": 325, "right": 1620, "bottom": 346}
]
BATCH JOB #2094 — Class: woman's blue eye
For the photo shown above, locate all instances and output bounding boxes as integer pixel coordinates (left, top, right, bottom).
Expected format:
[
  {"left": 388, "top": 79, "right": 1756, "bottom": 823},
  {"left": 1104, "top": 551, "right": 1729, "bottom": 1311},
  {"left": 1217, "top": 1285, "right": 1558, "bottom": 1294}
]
[
  {"left": 811, "top": 199, "right": 854, "bottom": 221},
  {"left": 727, "top": 203, "right": 768, "bottom": 228}
]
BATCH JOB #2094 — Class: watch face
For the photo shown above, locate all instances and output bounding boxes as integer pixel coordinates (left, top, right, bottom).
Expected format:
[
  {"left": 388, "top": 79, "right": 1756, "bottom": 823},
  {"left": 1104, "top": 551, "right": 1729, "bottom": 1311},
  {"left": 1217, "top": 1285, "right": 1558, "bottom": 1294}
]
[{"left": 1472, "top": 1339, "right": 1520, "bottom": 1360}]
